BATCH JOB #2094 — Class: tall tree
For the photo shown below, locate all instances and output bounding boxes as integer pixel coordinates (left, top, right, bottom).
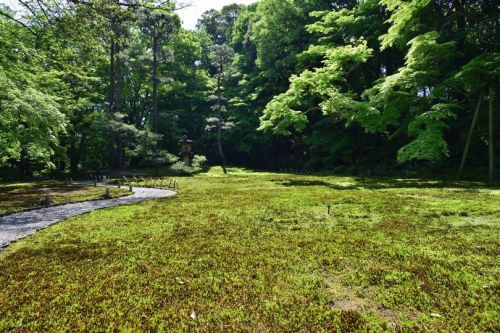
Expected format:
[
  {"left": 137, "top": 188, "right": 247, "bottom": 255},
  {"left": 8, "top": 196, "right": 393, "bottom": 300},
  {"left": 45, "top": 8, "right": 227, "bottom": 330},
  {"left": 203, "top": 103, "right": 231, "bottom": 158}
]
[
  {"left": 209, "top": 44, "right": 235, "bottom": 174},
  {"left": 197, "top": 3, "right": 244, "bottom": 45},
  {"left": 140, "top": 7, "right": 180, "bottom": 174}
]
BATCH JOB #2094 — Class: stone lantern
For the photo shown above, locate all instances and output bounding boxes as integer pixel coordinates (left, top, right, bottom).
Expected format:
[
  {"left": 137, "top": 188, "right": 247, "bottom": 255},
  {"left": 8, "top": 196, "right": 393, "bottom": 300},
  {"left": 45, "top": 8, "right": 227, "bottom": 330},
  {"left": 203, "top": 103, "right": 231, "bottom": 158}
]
[{"left": 179, "top": 135, "right": 193, "bottom": 166}]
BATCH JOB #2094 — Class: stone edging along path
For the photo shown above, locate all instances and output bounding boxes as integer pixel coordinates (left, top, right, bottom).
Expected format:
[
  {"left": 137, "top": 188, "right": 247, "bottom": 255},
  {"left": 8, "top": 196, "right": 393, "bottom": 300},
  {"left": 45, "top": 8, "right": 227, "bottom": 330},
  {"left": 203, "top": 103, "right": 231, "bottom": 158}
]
[{"left": 0, "top": 182, "right": 176, "bottom": 249}]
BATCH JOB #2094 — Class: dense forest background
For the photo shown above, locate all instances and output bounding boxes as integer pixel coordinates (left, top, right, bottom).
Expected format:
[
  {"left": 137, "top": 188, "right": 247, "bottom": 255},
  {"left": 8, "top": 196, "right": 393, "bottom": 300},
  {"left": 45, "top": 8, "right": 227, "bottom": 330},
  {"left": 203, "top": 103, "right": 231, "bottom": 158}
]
[{"left": 0, "top": 0, "right": 498, "bottom": 179}]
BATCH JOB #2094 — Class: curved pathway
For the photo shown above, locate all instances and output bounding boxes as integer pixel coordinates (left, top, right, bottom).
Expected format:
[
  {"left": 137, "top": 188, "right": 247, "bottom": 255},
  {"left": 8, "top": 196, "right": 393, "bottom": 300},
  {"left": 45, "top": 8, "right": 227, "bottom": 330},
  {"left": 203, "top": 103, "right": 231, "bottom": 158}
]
[{"left": 0, "top": 183, "right": 176, "bottom": 249}]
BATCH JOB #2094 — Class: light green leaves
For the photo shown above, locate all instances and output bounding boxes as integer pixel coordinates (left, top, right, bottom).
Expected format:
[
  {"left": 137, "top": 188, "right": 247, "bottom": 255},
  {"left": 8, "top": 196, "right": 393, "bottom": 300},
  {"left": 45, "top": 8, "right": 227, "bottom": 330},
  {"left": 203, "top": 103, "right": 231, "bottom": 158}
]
[
  {"left": 450, "top": 53, "right": 500, "bottom": 93},
  {"left": 259, "top": 42, "right": 373, "bottom": 135},
  {"left": 366, "top": 32, "right": 459, "bottom": 163},
  {"left": 397, "top": 104, "right": 456, "bottom": 163},
  {"left": 0, "top": 71, "right": 66, "bottom": 170},
  {"left": 379, "top": 0, "right": 433, "bottom": 50}
]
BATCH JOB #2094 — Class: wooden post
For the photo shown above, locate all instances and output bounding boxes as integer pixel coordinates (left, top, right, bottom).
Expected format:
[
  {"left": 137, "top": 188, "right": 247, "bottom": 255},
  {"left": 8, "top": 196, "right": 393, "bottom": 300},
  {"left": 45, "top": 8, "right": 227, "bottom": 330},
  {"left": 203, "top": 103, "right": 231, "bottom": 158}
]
[
  {"left": 489, "top": 86, "right": 495, "bottom": 184},
  {"left": 105, "top": 185, "right": 111, "bottom": 199},
  {"left": 458, "top": 90, "right": 484, "bottom": 177},
  {"left": 129, "top": 184, "right": 133, "bottom": 192}
]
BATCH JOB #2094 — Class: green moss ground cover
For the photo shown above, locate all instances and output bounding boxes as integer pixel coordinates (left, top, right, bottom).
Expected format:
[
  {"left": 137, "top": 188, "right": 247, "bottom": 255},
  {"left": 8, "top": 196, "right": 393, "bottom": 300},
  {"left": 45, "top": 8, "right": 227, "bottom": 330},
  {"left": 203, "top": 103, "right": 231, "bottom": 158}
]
[
  {"left": 0, "top": 168, "right": 498, "bottom": 332},
  {"left": 0, "top": 181, "right": 132, "bottom": 216}
]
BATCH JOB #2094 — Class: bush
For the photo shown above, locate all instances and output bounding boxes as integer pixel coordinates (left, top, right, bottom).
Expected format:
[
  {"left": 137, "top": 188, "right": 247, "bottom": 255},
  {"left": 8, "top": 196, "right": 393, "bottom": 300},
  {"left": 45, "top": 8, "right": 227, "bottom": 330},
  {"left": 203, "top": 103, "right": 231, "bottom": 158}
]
[
  {"left": 192, "top": 155, "right": 208, "bottom": 169},
  {"left": 169, "top": 155, "right": 208, "bottom": 175}
]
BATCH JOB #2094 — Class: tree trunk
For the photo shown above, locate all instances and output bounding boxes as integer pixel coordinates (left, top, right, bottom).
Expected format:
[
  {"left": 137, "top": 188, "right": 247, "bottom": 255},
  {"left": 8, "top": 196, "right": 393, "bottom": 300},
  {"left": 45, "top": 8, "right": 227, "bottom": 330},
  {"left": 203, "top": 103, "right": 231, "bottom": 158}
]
[
  {"left": 216, "top": 74, "right": 227, "bottom": 174},
  {"left": 152, "top": 36, "right": 159, "bottom": 176},
  {"left": 217, "top": 107, "right": 228, "bottom": 174},
  {"left": 115, "top": 41, "right": 124, "bottom": 170},
  {"left": 70, "top": 132, "right": 86, "bottom": 179},
  {"left": 489, "top": 86, "right": 495, "bottom": 184},
  {"left": 384, "top": 48, "right": 395, "bottom": 76},
  {"left": 108, "top": 38, "right": 116, "bottom": 113},
  {"left": 370, "top": 135, "right": 379, "bottom": 176},
  {"left": 453, "top": 0, "right": 466, "bottom": 53},
  {"left": 108, "top": 37, "right": 116, "bottom": 169},
  {"left": 152, "top": 38, "right": 159, "bottom": 134},
  {"left": 70, "top": 134, "right": 78, "bottom": 178},
  {"left": 458, "top": 90, "right": 484, "bottom": 177},
  {"left": 353, "top": 135, "right": 366, "bottom": 176}
]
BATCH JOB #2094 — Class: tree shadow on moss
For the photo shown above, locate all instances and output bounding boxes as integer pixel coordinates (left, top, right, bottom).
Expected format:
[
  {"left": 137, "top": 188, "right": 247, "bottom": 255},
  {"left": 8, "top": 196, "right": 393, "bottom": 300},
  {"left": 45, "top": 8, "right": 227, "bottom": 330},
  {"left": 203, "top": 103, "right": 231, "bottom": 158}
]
[
  {"left": 3, "top": 239, "right": 124, "bottom": 264},
  {"left": 274, "top": 178, "right": 491, "bottom": 191}
]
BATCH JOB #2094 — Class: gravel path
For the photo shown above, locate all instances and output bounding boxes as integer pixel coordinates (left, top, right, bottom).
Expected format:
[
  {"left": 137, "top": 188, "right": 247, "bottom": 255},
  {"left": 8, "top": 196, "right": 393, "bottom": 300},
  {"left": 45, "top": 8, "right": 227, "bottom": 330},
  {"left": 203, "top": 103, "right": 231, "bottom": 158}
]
[{"left": 0, "top": 182, "right": 176, "bottom": 249}]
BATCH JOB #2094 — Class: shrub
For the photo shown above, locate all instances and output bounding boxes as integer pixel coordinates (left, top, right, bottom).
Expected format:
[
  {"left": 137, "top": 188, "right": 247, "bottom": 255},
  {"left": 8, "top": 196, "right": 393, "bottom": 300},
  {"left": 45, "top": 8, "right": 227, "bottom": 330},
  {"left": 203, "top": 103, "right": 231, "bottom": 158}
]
[
  {"left": 192, "top": 155, "right": 208, "bottom": 169},
  {"left": 169, "top": 155, "right": 208, "bottom": 175}
]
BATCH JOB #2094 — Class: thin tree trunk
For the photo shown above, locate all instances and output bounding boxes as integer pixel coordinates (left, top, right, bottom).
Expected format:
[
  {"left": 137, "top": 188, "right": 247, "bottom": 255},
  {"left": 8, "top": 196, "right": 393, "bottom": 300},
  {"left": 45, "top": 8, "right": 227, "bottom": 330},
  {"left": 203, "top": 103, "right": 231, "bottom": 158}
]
[
  {"left": 108, "top": 37, "right": 116, "bottom": 169},
  {"left": 152, "top": 38, "right": 159, "bottom": 134},
  {"left": 458, "top": 90, "right": 484, "bottom": 177},
  {"left": 353, "top": 138, "right": 365, "bottom": 176},
  {"left": 489, "top": 86, "right": 495, "bottom": 184},
  {"left": 70, "top": 132, "right": 86, "bottom": 178},
  {"left": 70, "top": 134, "right": 78, "bottom": 178},
  {"left": 384, "top": 48, "right": 395, "bottom": 76},
  {"left": 77, "top": 133, "right": 86, "bottom": 178},
  {"left": 108, "top": 38, "right": 116, "bottom": 114},
  {"left": 216, "top": 74, "right": 227, "bottom": 174},
  {"left": 152, "top": 37, "right": 159, "bottom": 176},
  {"left": 453, "top": 0, "right": 466, "bottom": 53},
  {"left": 370, "top": 135, "right": 379, "bottom": 176},
  {"left": 115, "top": 42, "right": 124, "bottom": 169},
  {"left": 217, "top": 107, "right": 227, "bottom": 174}
]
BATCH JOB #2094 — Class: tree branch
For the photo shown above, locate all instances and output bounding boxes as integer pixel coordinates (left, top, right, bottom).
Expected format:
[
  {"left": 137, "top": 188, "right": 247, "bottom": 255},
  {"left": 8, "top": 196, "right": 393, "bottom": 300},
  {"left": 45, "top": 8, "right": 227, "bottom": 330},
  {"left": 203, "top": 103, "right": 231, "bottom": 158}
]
[
  {"left": 0, "top": 9, "right": 37, "bottom": 35},
  {"left": 114, "top": 1, "right": 191, "bottom": 12},
  {"left": 18, "top": 0, "right": 45, "bottom": 27},
  {"left": 35, "top": 0, "right": 53, "bottom": 26}
]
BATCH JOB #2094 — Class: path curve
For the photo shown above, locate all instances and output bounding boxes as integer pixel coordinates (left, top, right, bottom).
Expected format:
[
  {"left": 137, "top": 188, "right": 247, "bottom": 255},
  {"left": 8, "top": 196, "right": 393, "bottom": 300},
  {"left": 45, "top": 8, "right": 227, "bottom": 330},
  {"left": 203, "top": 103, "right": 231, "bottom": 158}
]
[{"left": 0, "top": 182, "right": 176, "bottom": 249}]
